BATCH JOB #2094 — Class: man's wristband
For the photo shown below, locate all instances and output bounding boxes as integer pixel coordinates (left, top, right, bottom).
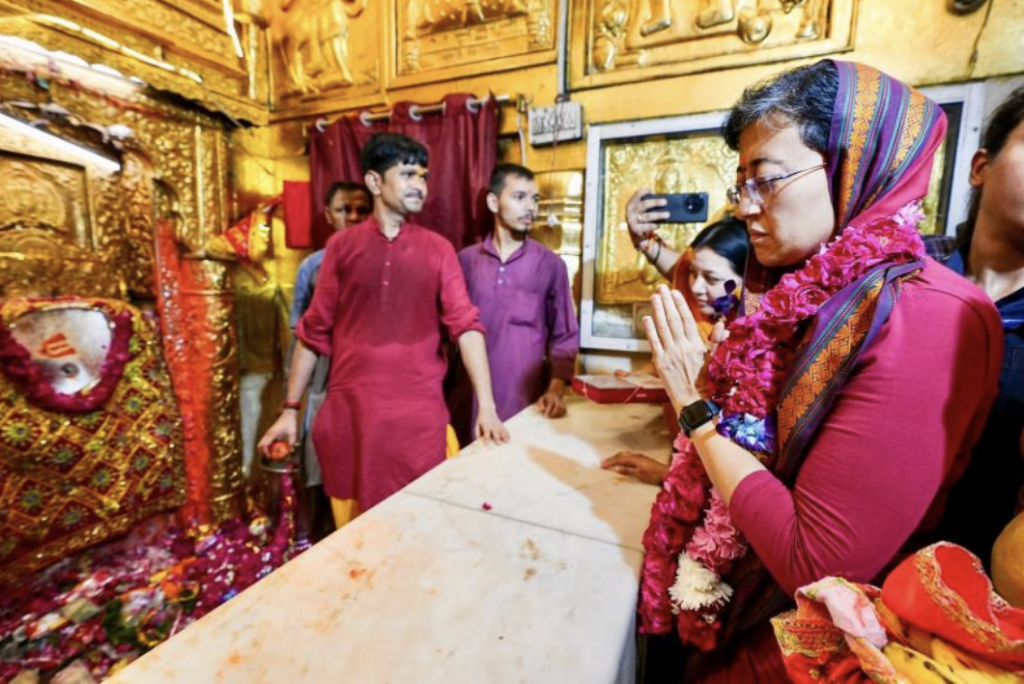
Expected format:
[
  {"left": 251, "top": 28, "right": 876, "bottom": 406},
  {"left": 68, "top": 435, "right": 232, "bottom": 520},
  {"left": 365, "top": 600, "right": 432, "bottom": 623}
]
[{"left": 282, "top": 400, "right": 301, "bottom": 412}]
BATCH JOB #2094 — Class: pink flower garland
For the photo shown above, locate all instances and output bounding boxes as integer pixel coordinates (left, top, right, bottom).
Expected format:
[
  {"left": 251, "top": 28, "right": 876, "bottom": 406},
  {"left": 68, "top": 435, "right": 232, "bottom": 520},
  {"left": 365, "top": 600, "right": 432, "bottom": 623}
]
[{"left": 639, "top": 203, "right": 927, "bottom": 649}]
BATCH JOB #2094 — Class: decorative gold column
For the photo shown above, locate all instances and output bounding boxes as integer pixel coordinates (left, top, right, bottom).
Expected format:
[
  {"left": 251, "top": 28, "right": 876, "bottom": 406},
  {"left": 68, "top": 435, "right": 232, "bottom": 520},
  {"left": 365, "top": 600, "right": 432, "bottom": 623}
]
[{"left": 153, "top": 224, "right": 246, "bottom": 525}]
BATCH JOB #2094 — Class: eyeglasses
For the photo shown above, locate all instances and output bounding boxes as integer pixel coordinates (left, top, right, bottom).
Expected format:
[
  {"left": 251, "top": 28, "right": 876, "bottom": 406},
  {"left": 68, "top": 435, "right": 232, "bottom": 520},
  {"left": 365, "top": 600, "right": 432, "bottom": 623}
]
[{"left": 726, "top": 163, "right": 826, "bottom": 206}]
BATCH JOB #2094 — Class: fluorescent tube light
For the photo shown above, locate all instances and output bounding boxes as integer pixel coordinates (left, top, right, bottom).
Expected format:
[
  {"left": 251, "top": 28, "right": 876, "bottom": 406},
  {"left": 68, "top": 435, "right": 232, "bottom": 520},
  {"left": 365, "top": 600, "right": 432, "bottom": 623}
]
[{"left": 0, "top": 113, "right": 121, "bottom": 173}]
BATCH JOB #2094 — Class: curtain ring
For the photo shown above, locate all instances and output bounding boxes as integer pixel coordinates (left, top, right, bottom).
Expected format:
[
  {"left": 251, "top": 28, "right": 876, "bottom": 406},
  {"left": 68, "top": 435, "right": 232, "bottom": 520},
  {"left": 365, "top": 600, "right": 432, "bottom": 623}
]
[
  {"left": 408, "top": 105, "right": 424, "bottom": 121},
  {"left": 359, "top": 111, "right": 373, "bottom": 127},
  {"left": 467, "top": 93, "right": 491, "bottom": 114},
  {"left": 314, "top": 117, "right": 329, "bottom": 133}
]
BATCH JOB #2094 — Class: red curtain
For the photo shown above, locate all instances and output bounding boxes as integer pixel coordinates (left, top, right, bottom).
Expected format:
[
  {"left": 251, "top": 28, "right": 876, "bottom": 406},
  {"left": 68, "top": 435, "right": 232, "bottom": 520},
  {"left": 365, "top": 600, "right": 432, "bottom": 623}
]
[
  {"left": 309, "top": 93, "right": 499, "bottom": 250},
  {"left": 283, "top": 180, "right": 314, "bottom": 249}
]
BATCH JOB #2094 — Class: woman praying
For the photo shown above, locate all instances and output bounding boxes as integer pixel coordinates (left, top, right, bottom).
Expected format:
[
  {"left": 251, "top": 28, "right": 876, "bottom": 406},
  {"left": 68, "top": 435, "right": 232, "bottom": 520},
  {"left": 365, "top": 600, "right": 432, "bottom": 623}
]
[{"left": 633, "top": 60, "right": 1002, "bottom": 681}]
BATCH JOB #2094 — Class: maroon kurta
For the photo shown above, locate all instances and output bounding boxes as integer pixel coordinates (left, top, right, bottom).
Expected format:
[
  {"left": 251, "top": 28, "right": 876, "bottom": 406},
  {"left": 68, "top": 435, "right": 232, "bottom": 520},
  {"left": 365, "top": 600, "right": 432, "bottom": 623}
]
[{"left": 296, "top": 217, "right": 484, "bottom": 510}]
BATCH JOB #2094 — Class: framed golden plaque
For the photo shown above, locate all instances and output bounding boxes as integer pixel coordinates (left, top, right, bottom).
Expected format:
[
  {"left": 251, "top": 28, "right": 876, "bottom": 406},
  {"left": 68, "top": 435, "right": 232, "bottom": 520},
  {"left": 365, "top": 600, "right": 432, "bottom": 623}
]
[
  {"left": 916, "top": 82, "right": 987, "bottom": 237},
  {"left": 387, "top": 0, "right": 559, "bottom": 88},
  {"left": 268, "top": 0, "right": 385, "bottom": 115},
  {"left": 0, "top": 154, "right": 93, "bottom": 249},
  {"left": 570, "top": 0, "right": 857, "bottom": 91},
  {"left": 581, "top": 111, "right": 737, "bottom": 351}
]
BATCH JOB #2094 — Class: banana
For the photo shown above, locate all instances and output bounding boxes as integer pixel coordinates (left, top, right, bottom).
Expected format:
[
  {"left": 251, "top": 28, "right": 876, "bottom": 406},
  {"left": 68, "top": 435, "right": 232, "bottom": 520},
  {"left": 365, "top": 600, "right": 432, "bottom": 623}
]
[
  {"left": 884, "top": 641, "right": 970, "bottom": 684},
  {"left": 929, "top": 637, "right": 1024, "bottom": 684}
]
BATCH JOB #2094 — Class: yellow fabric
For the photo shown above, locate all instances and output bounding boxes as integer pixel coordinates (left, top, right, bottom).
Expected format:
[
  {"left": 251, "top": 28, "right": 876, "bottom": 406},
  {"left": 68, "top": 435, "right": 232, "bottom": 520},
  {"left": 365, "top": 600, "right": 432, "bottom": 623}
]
[
  {"left": 330, "top": 497, "right": 360, "bottom": 528},
  {"left": 330, "top": 425, "right": 459, "bottom": 529},
  {"left": 445, "top": 423, "right": 460, "bottom": 458}
]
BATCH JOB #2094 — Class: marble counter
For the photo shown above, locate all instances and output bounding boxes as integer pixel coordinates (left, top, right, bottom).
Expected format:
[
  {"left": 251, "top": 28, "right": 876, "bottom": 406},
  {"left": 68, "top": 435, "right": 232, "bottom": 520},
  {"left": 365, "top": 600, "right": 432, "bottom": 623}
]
[{"left": 108, "top": 396, "right": 671, "bottom": 684}]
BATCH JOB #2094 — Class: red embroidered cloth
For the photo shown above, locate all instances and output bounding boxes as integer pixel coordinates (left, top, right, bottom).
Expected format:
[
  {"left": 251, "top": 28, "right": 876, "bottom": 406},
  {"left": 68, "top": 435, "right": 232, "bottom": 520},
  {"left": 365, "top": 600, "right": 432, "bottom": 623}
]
[{"left": 0, "top": 297, "right": 185, "bottom": 587}]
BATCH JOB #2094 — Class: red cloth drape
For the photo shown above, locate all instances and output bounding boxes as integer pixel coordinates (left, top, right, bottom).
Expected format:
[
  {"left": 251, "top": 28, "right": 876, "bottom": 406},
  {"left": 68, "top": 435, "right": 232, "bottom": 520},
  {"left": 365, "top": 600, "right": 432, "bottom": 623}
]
[
  {"left": 153, "top": 221, "right": 212, "bottom": 524},
  {"left": 283, "top": 180, "right": 314, "bottom": 249},
  {"left": 309, "top": 93, "right": 498, "bottom": 250}
]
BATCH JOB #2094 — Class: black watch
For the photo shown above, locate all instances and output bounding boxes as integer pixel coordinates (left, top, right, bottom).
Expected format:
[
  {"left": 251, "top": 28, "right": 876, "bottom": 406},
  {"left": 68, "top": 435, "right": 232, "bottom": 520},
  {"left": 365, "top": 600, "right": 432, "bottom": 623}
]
[{"left": 678, "top": 399, "right": 721, "bottom": 436}]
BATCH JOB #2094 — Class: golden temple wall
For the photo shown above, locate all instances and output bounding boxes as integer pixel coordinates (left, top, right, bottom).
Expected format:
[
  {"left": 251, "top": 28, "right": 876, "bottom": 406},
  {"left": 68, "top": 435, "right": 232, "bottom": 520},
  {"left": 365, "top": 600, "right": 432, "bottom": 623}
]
[{"left": 245, "top": 0, "right": 1024, "bottom": 182}]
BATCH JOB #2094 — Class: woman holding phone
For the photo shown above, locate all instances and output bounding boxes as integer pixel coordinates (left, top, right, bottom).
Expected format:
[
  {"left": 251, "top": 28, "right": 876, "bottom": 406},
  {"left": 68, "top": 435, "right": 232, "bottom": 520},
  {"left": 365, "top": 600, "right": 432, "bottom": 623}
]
[{"left": 603, "top": 216, "right": 749, "bottom": 485}]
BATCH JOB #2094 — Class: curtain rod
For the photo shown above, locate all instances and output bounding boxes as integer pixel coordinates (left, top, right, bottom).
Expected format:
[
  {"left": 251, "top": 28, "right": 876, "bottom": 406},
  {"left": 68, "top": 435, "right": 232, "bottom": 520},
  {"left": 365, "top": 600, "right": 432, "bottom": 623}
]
[{"left": 314, "top": 94, "right": 513, "bottom": 133}]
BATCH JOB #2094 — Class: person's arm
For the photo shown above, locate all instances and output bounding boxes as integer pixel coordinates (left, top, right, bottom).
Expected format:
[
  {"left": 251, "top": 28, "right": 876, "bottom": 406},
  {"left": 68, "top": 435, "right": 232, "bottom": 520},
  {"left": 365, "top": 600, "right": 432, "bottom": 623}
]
[
  {"left": 600, "top": 451, "right": 668, "bottom": 485},
  {"left": 458, "top": 330, "right": 510, "bottom": 444},
  {"left": 260, "top": 242, "right": 342, "bottom": 458},
  {"left": 537, "top": 258, "right": 580, "bottom": 418},
  {"left": 294, "top": 239, "right": 341, "bottom": 359},
  {"left": 727, "top": 287, "right": 1001, "bottom": 595},
  {"left": 626, "top": 188, "right": 683, "bottom": 279},
  {"left": 437, "top": 244, "right": 509, "bottom": 444},
  {"left": 537, "top": 378, "right": 566, "bottom": 418},
  {"left": 257, "top": 339, "right": 318, "bottom": 458},
  {"left": 289, "top": 255, "right": 317, "bottom": 331}
]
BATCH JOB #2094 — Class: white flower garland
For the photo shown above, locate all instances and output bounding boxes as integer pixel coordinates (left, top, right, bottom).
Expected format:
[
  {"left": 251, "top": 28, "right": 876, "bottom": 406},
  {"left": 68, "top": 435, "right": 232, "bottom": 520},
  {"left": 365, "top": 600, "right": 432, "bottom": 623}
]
[{"left": 668, "top": 553, "right": 733, "bottom": 613}]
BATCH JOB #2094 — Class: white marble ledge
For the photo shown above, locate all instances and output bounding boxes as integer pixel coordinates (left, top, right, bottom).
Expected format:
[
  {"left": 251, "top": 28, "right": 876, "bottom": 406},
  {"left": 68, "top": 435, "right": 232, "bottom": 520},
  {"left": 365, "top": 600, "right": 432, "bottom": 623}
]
[
  {"left": 407, "top": 396, "right": 671, "bottom": 551},
  {"left": 108, "top": 493, "right": 644, "bottom": 684}
]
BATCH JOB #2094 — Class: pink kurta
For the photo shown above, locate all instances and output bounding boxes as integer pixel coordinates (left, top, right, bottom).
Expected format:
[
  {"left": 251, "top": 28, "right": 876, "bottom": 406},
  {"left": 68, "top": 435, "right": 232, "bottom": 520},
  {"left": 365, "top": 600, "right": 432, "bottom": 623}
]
[
  {"left": 296, "top": 217, "right": 484, "bottom": 510},
  {"left": 690, "top": 261, "right": 1003, "bottom": 682}
]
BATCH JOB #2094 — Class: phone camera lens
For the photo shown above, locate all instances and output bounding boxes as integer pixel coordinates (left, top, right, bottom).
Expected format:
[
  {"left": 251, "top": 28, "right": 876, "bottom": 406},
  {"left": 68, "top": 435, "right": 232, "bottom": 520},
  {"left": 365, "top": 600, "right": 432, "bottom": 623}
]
[{"left": 684, "top": 195, "right": 705, "bottom": 213}]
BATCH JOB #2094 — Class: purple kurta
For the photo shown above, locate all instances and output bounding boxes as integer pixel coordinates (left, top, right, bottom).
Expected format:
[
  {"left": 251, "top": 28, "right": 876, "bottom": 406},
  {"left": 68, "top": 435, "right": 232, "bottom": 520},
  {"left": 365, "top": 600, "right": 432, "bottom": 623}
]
[{"left": 454, "top": 235, "right": 579, "bottom": 433}]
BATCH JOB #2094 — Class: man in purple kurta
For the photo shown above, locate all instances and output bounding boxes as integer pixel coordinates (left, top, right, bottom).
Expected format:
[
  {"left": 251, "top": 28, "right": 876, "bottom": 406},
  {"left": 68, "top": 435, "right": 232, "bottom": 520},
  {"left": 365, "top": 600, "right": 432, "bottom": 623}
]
[{"left": 453, "top": 164, "right": 579, "bottom": 441}]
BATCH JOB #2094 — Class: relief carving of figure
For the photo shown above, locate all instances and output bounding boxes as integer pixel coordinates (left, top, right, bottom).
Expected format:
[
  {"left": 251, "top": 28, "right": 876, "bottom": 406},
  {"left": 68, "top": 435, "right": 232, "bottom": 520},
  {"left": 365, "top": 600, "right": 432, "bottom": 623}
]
[
  {"left": 0, "top": 163, "right": 67, "bottom": 232},
  {"left": 736, "top": 1, "right": 772, "bottom": 44},
  {"left": 627, "top": 0, "right": 829, "bottom": 47},
  {"left": 402, "top": 0, "right": 534, "bottom": 72},
  {"left": 638, "top": 0, "right": 737, "bottom": 37},
  {"left": 795, "top": 0, "right": 827, "bottom": 39},
  {"left": 408, "top": 0, "right": 529, "bottom": 36},
  {"left": 696, "top": 0, "right": 736, "bottom": 29},
  {"left": 593, "top": 0, "right": 629, "bottom": 71},
  {"left": 526, "top": 0, "right": 553, "bottom": 45},
  {"left": 266, "top": 0, "right": 366, "bottom": 95},
  {"left": 463, "top": 0, "right": 487, "bottom": 24}
]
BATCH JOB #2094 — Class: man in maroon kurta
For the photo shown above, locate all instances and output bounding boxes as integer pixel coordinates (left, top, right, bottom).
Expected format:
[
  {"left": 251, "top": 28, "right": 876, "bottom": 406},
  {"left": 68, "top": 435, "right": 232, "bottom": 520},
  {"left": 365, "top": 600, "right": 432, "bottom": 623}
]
[{"left": 259, "top": 133, "right": 508, "bottom": 518}]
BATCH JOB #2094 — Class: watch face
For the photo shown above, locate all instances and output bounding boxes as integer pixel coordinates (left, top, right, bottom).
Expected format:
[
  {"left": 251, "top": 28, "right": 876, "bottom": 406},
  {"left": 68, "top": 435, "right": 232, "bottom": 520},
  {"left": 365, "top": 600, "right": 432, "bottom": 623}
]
[
  {"left": 680, "top": 400, "right": 719, "bottom": 431},
  {"left": 683, "top": 403, "right": 710, "bottom": 426}
]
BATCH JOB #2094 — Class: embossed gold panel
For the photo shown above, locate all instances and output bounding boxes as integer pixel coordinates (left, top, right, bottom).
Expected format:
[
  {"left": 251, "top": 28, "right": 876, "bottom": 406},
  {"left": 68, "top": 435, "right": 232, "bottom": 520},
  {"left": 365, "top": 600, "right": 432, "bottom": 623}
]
[
  {"left": 389, "top": 0, "right": 558, "bottom": 87},
  {"left": 262, "top": 0, "right": 383, "bottom": 112},
  {"left": 0, "top": 116, "right": 124, "bottom": 298},
  {"left": 0, "top": 0, "right": 264, "bottom": 123},
  {"left": 533, "top": 170, "right": 585, "bottom": 307},
  {"left": 0, "top": 155, "right": 91, "bottom": 246},
  {"left": 571, "top": 0, "right": 856, "bottom": 90}
]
